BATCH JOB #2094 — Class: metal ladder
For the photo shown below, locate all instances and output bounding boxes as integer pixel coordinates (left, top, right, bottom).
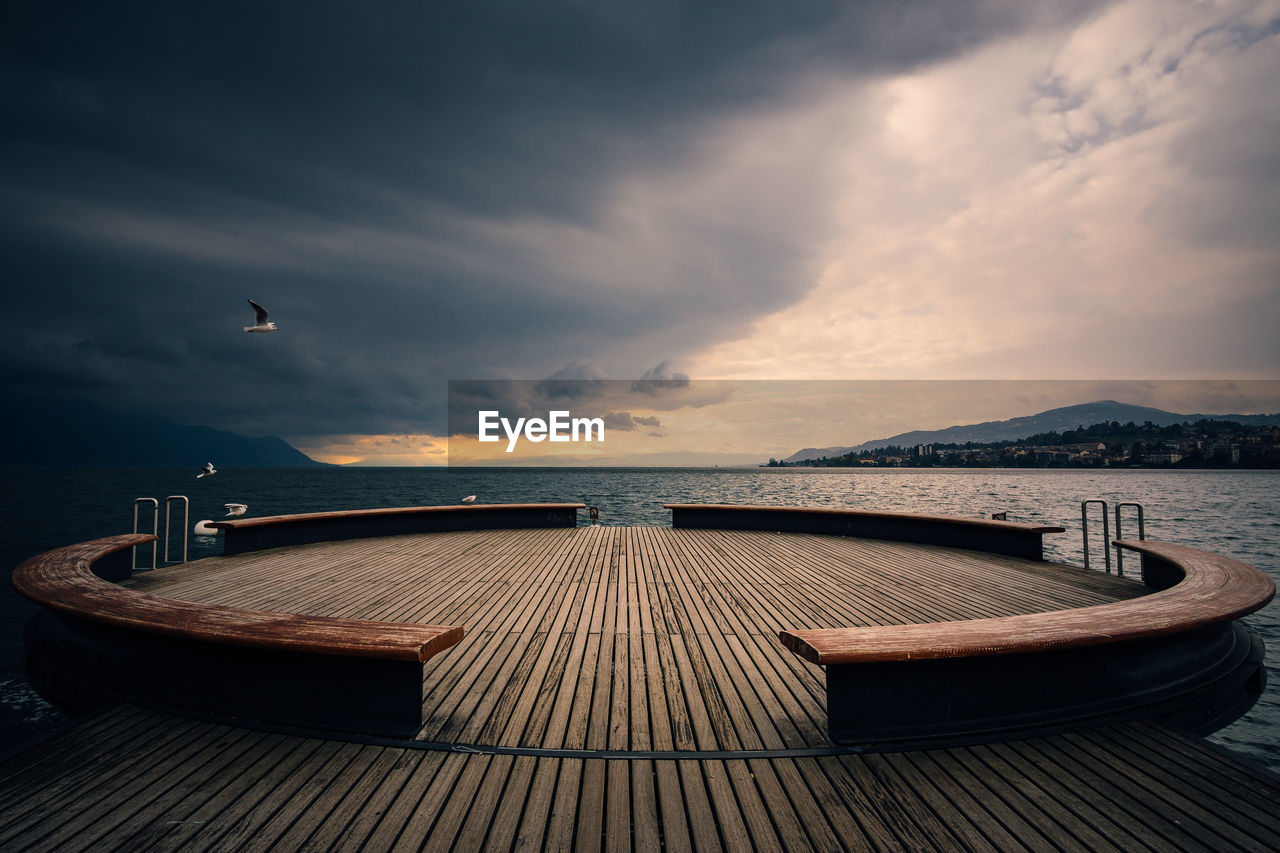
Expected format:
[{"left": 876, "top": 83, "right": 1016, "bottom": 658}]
[
  {"left": 131, "top": 495, "right": 190, "bottom": 571},
  {"left": 1080, "top": 500, "right": 1145, "bottom": 576}
]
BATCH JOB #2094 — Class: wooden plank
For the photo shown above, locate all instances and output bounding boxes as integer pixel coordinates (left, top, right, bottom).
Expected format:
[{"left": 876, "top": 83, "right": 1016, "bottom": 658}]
[
  {"left": 746, "top": 756, "right": 833, "bottom": 851},
  {"left": 532, "top": 596, "right": 601, "bottom": 750},
  {"left": 0, "top": 715, "right": 212, "bottom": 845},
  {"left": 665, "top": 533, "right": 831, "bottom": 747},
  {"left": 355, "top": 751, "right": 452, "bottom": 851},
  {"left": 418, "top": 533, "right": 584, "bottom": 743},
  {"left": 316, "top": 748, "right": 439, "bottom": 851},
  {"left": 577, "top": 760, "right": 606, "bottom": 851},
  {"left": 115, "top": 731, "right": 297, "bottom": 851},
  {"left": 908, "top": 748, "right": 1054, "bottom": 852},
  {"left": 997, "top": 736, "right": 1166, "bottom": 851},
  {"left": 698, "top": 760, "right": 756, "bottom": 851},
  {"left": 1123, "top": 722, "right": 1280, "bottom": 815},
  {"left": 674, "top": 760, "right": 722, "bottom": 852},
  {"left": 216, "top": 741, "right": 372, "bottom": 850},
  {"left": 176, "top": 739, "right": 354, "bottom": 852},
  {"left": 1018, "top": 735, "right": 1213, "bottom": 851},
  {"left": 773, "top": 757, "right": 881, "bottom": 851},
  {"left": 513, "top": 757, "right": 563, "bottom": 851},
  {"left": 475, "top": 754, "right": 540, "bottom": 851},
  {"left": 263, "top": 744, "right": 389, "bottom": 852},
  {"left": 428, "top": 753, "right": 511, "bottom": 850},
  {"left": 836, "top": 753, "right": 965, "bottom": 851},
  {"left": 605, "top": 760, "right": 631, "bottom": 851},
  {"left": 961, "top": 740, "right": 1140, "bottom": 852},
  {"left": 630, "top": 759, "right": 663, "bottom": 853},
  {"left": 379, "top": 752, "right": 470, "bottom": 850},
  {"left": 4, "top": 723, "right": 236, "bottom": 852},
  {"left": 72, "top": 729, "right": 277, "bottom": 852},
  {"left": 0, "top": 704, "right": 169, "bottom": 807},
  {"left": 1067, "top": 727, "right": 1280, "bottom": 850},
  {"left": 543, "top": 758, "right": 585, "bottom": 851}
]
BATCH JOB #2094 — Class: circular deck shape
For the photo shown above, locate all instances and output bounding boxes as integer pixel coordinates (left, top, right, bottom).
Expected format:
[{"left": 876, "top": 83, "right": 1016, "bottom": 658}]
[{"left": 121, "top": 525, "right": 1149, "bottom": 753}]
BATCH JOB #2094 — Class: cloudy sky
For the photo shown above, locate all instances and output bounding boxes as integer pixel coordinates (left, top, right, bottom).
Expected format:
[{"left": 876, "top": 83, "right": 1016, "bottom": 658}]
[{"left": 3, "top": 1, "right": 1277, "bottom": 464}]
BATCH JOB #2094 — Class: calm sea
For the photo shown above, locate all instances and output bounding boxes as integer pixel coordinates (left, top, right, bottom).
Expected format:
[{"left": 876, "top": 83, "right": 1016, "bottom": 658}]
[{"left": 2, "top": 467, "right": 1277, "bottom": 770}]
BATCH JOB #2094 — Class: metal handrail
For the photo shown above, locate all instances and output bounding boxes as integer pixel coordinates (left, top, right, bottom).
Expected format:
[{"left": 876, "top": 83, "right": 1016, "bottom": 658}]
[
  {"left": 1114, "top": 502, "right": 1145, "bottom": 577},
  {"left": 164, "top": 495, "right": 189, "bottom": 564},
  {"left": 1081, "top": 499, "right": 1111, "bottom": 572},
  {"left": 131, "top": 498, "right": 159, "bottom": 571}
]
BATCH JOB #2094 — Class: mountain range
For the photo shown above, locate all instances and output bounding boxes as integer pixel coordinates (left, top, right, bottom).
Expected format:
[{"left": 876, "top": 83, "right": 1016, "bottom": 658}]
[
  {"left": 783, "top": 400, "right": 1280, "bottom": 464},
  {"left": 0, "top": 403, "right": 327, "bottom": 468}
]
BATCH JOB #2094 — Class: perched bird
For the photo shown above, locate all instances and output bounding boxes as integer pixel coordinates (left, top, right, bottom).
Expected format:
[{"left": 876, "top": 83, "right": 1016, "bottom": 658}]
[
  {"left": 244, "top": 299, "right": 278, "bottom": 332},
  {"left": 461, "top": 495, "right": 477, "bottom": 504},
  {"left": 224, "top": 503, "right": 248, "bottom": 517},
  {"left": 197, "top": 462, "right": 217, "bottom": 478}
]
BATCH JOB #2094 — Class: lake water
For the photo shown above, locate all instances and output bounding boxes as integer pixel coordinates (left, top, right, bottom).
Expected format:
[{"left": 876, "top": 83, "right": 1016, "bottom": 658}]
[{"left": 2, "top": 467, "right": 1276, "bottom": 771}]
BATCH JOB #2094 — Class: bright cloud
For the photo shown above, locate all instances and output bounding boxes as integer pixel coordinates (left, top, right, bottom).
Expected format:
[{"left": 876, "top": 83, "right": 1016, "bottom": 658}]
[{"left": 685, "top": 0, "right": 1280, "bottom": 380}]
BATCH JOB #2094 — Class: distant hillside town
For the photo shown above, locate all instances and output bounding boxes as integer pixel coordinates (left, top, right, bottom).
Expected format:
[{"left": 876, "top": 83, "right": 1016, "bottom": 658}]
[{"left": 767, "top": 419, "right": 1280, "bottom": 469}]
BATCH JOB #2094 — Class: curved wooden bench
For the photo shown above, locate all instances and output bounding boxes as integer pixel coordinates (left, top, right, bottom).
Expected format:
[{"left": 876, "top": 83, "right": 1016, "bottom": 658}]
[
  {"left": 13, "top": 533, "right": 465, "bottom": 735},
  {"left": 210, "top": 502, "right": 585, "bottom": 554},
  {"left": 780, "top": 539, "right": 1273, "bottom": 664},
  {"left": 777, "top": 536, "right": 1273, "bottom": 746},
  {"left": 666, "top": 504, "right": 1065, "bottom": 560}
]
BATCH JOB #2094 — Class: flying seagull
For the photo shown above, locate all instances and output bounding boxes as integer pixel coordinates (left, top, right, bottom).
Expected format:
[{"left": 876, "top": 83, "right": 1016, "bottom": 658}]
[
  {"left": 224, "top": 503, "right": 248, "bottom": 517},
  {"left": 461, "top": 495, "right": 476, "bottom": 504},
  {"left": 197, "top": 462, "right": 216, "bottom": 479},
  {"left": 244, "top": 299, "right": 278, "bottom": 332}
]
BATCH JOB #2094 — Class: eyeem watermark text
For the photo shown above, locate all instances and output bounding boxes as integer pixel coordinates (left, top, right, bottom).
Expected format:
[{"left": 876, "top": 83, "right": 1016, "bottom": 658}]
[{"left": 478, "top": 410, "right": 605, "bottom": 453}]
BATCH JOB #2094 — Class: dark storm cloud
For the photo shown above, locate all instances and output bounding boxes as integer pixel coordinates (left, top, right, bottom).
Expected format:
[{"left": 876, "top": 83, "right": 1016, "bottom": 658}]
[
  {"left": 0, "top": 1, "right": 1105, "bottom": 441},
  {"left": 602, "top": 412, "right": 663, "bottom": 432}
]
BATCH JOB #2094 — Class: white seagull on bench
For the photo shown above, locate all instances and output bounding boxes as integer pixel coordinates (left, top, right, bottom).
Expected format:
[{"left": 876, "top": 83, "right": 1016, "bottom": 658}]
[
  {"left": 461, "top": 495, "right": 476, "bottom": 504},
  {"left": 244, "top": 299, "right": 278, "bottom": 332}
]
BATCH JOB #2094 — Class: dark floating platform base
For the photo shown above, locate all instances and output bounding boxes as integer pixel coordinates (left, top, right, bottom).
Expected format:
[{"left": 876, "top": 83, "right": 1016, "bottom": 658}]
[
  {"left": 25, "top": 611, "right": 427, "bottom": 737},
  {"left": 825, "top": 621, "right": 1266, "bottom": 749}
]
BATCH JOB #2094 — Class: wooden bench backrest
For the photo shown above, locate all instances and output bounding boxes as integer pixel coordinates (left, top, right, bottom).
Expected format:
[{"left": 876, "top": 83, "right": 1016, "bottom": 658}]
[
  {"left": 12, "top": 534, "right": 463, "bottom": 663},
  {"left": 780, "top": 538, "right": 1274, "bottom": 665},
  {"left": 210, "top": 502, "right": 585, "bottom": 554},
  {"left": 665, "top": 503, "right": 1065, "bottom": 561}
]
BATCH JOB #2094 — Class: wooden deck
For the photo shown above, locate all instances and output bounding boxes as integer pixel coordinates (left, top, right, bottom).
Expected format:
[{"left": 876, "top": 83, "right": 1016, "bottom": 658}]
[
  {"left": 3, "top": 705, "right": 1279, "bottom": 851},
  {"left": 121, "top": 526, "right": 1147, "bottom": 752},
  {"left": 3, "top": 525, "right": 1278, "bottom": 850}
]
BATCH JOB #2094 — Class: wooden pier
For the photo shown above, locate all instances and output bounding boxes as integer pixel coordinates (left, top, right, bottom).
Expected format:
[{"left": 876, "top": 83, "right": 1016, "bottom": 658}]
[{"left": 4, "top": 517, "right": 1278, "bottom": 850}]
